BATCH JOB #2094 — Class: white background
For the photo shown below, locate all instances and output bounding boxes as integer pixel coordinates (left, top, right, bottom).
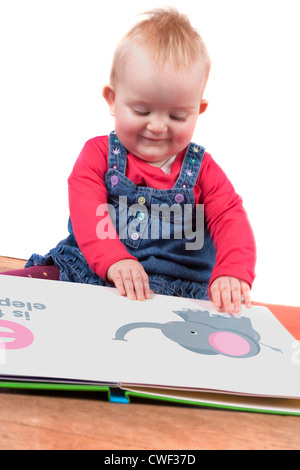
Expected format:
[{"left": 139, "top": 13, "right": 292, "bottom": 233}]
[{"left": 0, "top": 0, "right": 299, "bottom": 306}]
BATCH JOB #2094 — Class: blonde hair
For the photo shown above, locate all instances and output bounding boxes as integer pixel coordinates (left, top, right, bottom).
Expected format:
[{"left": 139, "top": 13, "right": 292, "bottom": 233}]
[{"left": 110, "top": 7, "right": 211, "bottom": 87}]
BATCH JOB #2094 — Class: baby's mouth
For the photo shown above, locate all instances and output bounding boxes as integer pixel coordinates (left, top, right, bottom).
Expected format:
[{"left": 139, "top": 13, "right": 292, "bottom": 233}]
[{"left": 140, "top": 135, "right": 168, "bottom": 142}]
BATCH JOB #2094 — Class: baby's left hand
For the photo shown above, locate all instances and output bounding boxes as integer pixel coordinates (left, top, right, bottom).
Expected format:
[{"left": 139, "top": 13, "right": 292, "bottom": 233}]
[{"left": 209, "top": 276, "right": 251, "bottom": 314}]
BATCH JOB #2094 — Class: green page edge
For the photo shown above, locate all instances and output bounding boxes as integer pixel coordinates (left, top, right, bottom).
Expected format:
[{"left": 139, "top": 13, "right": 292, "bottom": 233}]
[{"left": 0, "top": 380, "right": 299, "bottom": 416}]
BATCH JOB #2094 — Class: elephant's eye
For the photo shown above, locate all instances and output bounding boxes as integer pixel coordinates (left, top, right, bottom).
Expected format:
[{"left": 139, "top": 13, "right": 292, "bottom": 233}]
[{"left": 190, "top": 331, "right": 197, "bottom": 335}]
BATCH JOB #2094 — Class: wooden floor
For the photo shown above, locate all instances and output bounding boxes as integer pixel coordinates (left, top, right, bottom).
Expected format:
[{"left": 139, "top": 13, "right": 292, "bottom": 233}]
[
  {"left": 0, "top": 256, "right": 300, "bottom": 450},
  {"left": 0, "top": 255, "right": 26, "bottom": 271}
]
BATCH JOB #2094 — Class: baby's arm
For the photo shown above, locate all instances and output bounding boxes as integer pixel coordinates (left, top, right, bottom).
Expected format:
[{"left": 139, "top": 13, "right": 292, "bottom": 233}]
[
  {"left": 209, "top": 276, "right": 251, "bottom": 314},
  {"left": 199, "top": 154, "right": 256, "bottom": 313},
  {"left": 68, "top": 138, "right": 139, "bottom": 282}
]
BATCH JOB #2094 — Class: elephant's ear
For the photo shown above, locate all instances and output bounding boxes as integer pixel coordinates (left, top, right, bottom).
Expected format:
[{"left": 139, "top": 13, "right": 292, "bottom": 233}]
[{"left": 172, "top": 309, "right": 210, "bottom": 323}]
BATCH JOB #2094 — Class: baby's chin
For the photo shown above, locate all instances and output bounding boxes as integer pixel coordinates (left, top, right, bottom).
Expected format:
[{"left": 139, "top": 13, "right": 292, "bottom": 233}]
[{"left": 132, "top": 139, "right": 176, "bottom": 164}]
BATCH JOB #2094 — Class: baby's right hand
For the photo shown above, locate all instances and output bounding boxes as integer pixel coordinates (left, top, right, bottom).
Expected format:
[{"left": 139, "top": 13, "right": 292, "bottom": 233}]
[{"left": 107, "top": 259, "right": 151, "bottom": 301}]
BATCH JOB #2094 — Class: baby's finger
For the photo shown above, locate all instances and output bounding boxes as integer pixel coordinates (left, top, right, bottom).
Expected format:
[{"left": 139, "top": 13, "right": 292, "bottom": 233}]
[
  {"left": 121, "top": 271, "right": 136, "bottom": 300},
  {"left": 218, "top": 278, "right": 234, "bottom": 313},
  {"left": 142, "top": 275, "right": 151, "bottom": 299},
  {"left": 110, "top": 269, "right": 126, "bottom": 297},
  {"left": 220, "top": 288, "right": 234, "bottom": 313},
  {"left": 210, "top": 281, "right": 222, "bottom": 309},
  {"left": 241, "top": 281, "right": 252, "bottom": 308},
  {"left": 131, "top": 268, "right": 150, "bottom": 300},
  {"left": 230, "top": 278, "right": 242, "bottom": 313}
]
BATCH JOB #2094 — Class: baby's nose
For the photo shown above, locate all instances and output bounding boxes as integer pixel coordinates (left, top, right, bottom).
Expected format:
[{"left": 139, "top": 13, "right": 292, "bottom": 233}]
[{"left": 146, "top": 117, "right": 167, "bottom": 134}]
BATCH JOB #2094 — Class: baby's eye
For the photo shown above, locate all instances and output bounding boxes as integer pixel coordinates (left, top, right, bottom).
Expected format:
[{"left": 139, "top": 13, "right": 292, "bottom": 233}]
[
  {"left": 133, "top": 109, "right": 150, "bottom": 116},
  {"left": 170, "top": 115, "right": 186, "bottom": 122}
]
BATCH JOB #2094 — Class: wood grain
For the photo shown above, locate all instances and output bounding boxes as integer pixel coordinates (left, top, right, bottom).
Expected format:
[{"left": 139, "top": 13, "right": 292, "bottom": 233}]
[
  {"left": 0, "top": 390, "right": 299, "bottom": 450},
  {"left": 0, "top": 256, "right": 26, "bottom": 272},
  {"left": 0, "top": 256, "right": 299, "bottom": 450}
]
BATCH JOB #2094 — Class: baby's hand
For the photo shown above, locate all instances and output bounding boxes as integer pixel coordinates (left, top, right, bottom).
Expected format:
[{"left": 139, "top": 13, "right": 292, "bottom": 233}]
[
  {"left": 107, "top": 259, "right": 151, "bottom": 301},
  {"left": 209, "top": 276, "right": 251, "bottom": 314}
]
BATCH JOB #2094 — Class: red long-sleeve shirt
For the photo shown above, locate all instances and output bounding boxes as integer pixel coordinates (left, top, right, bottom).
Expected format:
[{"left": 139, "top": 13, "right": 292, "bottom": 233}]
[{"left": 68, "top": 135, "right": 256, "bottom": 287}]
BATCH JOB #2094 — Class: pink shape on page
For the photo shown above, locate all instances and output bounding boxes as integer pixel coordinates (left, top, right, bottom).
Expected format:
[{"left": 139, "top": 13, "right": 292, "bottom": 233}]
[{"left": 0, "top": 320, "right": 34, "bottom": 350}]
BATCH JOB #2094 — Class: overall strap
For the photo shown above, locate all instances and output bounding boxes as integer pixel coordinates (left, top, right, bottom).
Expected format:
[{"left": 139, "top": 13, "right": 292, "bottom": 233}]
[
  {"left": 174, "top": 143, "right": 205, "bottom": 189},
  {"left": 108, "top": 132, "right": 205, "bottom": 189},
  {"left": 108, "top": 131, "right": 127, "bottom": 175}
]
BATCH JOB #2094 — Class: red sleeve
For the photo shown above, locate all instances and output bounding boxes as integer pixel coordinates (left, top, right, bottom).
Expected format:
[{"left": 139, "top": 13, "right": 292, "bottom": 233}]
[
  {"left": 68, "top": 136, "right": 137, "bottom": 281},
  {"left": 198, "top": 153, "right": 256, "bottom": 288}
]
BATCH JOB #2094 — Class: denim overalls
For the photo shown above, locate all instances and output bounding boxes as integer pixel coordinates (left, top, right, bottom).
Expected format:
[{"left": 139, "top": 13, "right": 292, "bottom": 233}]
[{"left": 26, "top": 132, "right": 216, "bottom": 300}]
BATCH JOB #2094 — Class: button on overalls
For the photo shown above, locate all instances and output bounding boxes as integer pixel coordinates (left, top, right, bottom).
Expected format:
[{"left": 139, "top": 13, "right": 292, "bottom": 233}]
[{"left": 26, "top": 132, "right": 216, "bottom": 300}]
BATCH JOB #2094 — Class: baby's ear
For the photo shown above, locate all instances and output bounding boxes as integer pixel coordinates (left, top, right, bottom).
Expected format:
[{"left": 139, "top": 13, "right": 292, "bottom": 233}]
[
  {"left": 199, "top": 99, "right": 208, "bottom": 115},
  {"left": 102, "top": 84, "right": 116, "bottom": 116}
]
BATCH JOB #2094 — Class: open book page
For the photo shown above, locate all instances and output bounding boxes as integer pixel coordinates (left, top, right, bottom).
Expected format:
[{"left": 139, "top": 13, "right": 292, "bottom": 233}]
[{"left": 0, "top": 275, "right": 299, "bottom": 399}]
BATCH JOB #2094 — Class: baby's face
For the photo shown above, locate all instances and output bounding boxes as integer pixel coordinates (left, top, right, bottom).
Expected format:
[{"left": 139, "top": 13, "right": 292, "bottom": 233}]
[{"left": 105, "top": 47, "right": 207, "bottom": 166}]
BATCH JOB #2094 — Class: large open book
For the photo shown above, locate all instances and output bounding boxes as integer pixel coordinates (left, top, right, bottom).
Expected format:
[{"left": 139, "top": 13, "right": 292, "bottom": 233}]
[{"left": 0, "top": 274, "right": 299, "bottom": 415}]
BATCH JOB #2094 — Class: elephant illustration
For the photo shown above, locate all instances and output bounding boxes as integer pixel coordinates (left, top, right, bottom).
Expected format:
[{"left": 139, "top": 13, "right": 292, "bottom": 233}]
[{"left": 113, "top": 308, "right": 264, "bottom": 358}]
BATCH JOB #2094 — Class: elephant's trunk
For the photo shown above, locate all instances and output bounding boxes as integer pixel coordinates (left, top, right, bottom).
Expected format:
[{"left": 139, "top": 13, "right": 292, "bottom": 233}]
[{"left": 113, "top": 322, "right": 162, "bottom": 341}]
